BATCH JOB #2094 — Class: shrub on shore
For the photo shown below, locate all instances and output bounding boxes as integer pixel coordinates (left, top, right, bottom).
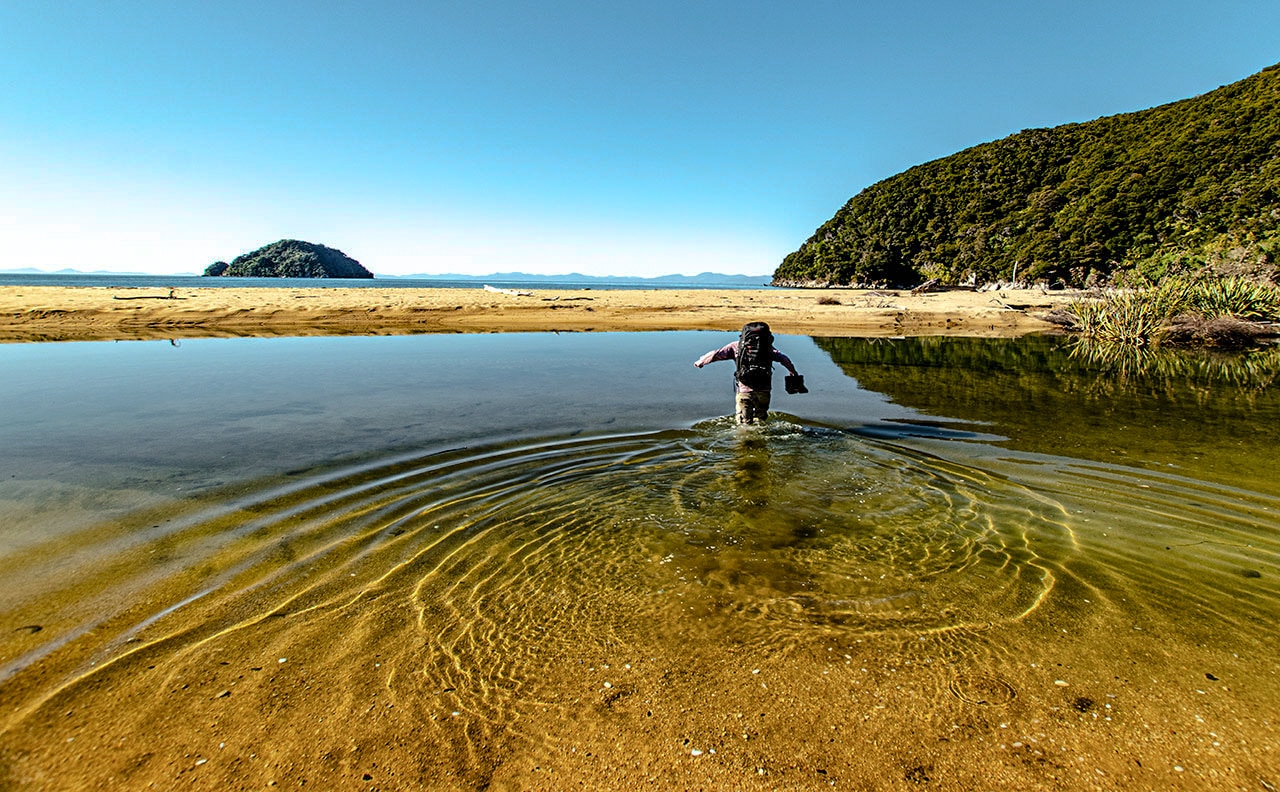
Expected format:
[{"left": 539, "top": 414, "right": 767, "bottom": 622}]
[{"left": 1064, "top": 277, "right": 1280, "bottom": 348}]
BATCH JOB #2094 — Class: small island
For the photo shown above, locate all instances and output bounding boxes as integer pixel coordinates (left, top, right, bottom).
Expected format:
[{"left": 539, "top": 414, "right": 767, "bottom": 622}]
[{"left": 204, "top": 239, "right": 373, "bottom": 279}]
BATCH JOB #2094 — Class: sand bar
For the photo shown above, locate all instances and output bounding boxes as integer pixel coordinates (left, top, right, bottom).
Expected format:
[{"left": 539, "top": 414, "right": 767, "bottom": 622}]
[{"left": 0, "top": 284, "right": 1081, "bottom": 342}]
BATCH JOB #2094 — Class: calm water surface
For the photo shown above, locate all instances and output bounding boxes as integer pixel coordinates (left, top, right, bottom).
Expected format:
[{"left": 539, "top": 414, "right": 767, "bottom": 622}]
[{"left": 1, "top": 333, "right": 1277, "bottom": 790}]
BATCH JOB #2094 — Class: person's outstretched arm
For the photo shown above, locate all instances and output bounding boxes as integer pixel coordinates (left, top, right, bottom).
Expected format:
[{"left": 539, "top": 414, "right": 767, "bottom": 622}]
[
  {"left": 694, "top": 342, "right": 737, "bottom": 368},
  {"left": 773, "top": 348, "right": 800, "bottom": 376}
]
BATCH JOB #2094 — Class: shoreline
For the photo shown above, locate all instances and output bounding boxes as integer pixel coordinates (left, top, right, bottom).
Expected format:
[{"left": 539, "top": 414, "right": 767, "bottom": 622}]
[{"left": 0, "top": 285, "right": 1080, "bottom": 342}]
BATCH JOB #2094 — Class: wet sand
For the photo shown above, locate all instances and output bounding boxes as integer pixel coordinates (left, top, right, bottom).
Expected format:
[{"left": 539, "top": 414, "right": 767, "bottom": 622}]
[
  {"left": 3, "top": 454, "right": 1273, "bottom": 792},
  {"left": 0, "top": 285, "right": 1079, "bottom": 341}
]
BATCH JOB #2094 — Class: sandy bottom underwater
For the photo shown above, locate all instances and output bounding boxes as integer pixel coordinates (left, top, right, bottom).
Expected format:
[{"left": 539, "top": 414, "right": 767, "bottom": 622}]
[{"left": 2, "top": 421, "right": 1275, "bottom": 791}]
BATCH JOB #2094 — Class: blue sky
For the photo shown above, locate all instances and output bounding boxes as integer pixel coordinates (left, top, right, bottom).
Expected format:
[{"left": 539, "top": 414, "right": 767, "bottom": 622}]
[{"left": 1, "top": 1, "right": 1277, "bottom": 277}]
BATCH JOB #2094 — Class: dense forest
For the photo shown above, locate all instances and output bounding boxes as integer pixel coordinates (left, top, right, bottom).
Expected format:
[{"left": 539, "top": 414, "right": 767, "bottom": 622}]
[
  {"left": 205, "top": 240, "right": 373, "bottom": 278},
  {"left": 774, "top": 63, "right": 1280, "bottom": 289}
]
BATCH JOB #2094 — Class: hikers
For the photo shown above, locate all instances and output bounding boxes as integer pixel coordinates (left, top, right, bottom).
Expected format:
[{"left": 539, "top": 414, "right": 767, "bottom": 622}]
[{"left": 694, "top": 322, "right": 804, "bottom": 424}]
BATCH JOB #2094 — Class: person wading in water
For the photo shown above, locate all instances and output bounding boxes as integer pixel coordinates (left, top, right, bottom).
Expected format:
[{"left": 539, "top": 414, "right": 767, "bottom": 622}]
[{"left": 694, "top": 321, "right": 805, "bottom": 425}]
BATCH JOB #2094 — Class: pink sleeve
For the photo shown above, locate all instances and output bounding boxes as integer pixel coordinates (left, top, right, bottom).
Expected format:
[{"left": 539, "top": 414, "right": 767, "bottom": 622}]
[{"left": 695, "top": 341, "right": 737, "bottom": 367}]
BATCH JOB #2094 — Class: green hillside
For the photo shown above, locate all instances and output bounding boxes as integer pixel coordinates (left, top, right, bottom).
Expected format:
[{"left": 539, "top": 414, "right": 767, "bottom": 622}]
[{"left": 774, "top": 64, "right": 1280, "bottom": 289}]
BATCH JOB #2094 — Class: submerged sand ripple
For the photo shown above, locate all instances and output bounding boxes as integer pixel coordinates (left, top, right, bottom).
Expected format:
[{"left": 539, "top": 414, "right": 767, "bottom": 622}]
[{"left": 3, "top": 422, "right": 1277, "bottom": 789}]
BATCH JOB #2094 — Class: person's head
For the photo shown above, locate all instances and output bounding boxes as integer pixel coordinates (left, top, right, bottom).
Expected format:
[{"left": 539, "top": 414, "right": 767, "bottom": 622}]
[{"left": 741, "top": 321, "right": 772, "bottom": 341}]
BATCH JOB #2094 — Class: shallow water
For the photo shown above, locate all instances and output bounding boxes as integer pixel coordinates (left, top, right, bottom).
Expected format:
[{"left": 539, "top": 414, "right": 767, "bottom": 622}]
[{"left": 1, "top": 333, "right": 1277, "bottom": 790}]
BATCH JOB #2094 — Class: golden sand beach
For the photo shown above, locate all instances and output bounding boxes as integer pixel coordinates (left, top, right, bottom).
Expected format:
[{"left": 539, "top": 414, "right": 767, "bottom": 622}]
[{"left": 0, "top": 284, "right": 1078, "bottom": 342}]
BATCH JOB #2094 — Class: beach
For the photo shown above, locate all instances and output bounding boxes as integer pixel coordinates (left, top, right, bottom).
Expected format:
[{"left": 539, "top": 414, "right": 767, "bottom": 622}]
[{"left": 0, "top": 285, "right": 1079, "bottom": 342}]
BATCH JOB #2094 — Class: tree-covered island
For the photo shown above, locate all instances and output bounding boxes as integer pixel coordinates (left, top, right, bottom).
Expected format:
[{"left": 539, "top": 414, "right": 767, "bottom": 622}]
[
  {"left": 774, "top": 63, "right": 1280, "bottom": 289},
  {"left": 204, "top": 240, "right": 373, "bottom": 279}
]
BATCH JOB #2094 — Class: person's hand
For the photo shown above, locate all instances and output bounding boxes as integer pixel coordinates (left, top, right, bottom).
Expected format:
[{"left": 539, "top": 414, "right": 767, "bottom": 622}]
[{"left": 693, "top": 361, "right": 703, "bottom": 368}]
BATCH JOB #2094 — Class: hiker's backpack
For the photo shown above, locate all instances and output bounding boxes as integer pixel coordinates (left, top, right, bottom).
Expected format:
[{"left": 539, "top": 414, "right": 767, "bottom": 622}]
[{"left": 735, "top": 322, "right": 774, "bottom": 389}]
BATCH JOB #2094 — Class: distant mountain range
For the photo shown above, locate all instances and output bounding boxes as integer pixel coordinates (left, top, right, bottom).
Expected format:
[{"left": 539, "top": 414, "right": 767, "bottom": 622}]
[
  {"left": 1, "top": 267, "right": 771, "bottom": 287},
  {"left": 382, "top": 271, "right": 771, "bottom": 287},
  {"left": 0, "top": 267, "right": 178, "bottom": 276}
]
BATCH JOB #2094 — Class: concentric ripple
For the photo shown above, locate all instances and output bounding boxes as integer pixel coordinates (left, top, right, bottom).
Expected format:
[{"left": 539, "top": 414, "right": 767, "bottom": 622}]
[
  {"left": 2, "top": 420, "right": 1073, "bottom": 717},
  {"left": 949, "top": 673, "right": 1018, "bottom": 706},
  {"left": 5, "top": 415, "right": 1280, "bottom": 786}
]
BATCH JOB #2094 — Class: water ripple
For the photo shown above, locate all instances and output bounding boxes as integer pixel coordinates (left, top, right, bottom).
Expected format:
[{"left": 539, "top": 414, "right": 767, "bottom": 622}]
[{"left": 3, "top": 418, "right": 1279, "bottom": 763}]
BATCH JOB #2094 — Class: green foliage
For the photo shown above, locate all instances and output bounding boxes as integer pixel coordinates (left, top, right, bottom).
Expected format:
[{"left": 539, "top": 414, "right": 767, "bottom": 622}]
[
  {"left": 204, "top": 240, "right": 372, "bottom": 279},
  {"left": 1066, "top": 291, "right": 1175, "bottom": 346},
  {"left": 1178, "top": 276, "right": 1280, "bottom": 320},
  {"left": 775, "top": 64, "right": 1280, "bottom": 288},
  {"left": 1064, "top": 276, "right": 1280, "bottom": 346}
]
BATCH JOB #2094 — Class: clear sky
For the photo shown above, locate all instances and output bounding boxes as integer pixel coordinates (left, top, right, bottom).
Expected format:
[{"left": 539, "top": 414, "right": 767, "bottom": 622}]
[{"left": 2, "top": 1, "right": 1277, "bottom": 277}]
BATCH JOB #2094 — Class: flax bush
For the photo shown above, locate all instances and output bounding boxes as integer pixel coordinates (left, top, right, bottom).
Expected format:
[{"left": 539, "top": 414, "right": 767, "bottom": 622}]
[{"left": 1067, "top": 277, "right": 1280, "bottom": 346}]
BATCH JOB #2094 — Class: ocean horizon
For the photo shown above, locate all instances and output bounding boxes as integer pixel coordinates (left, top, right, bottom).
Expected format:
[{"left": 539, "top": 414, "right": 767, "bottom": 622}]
[{"left": 0, "top": 270, "right": 774, "bottom": 291}]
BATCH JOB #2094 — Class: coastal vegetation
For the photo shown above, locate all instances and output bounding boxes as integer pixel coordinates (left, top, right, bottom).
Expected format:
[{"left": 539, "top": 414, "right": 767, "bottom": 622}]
[
  {"left": 204, "top": 239, "right": 373, "bottom": 279},
  {"left": 1057, "top": 277, "right": 1279, "bottom": 349},
  {"left": 775, "top": 63, "right": 1280, "bottom": 289}
]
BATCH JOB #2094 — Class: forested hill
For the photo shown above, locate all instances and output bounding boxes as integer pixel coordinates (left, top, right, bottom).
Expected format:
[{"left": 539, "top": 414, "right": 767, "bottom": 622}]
[
  {"left": 773, "top": 63, "right": 1280, "bottom": 289},
  {"left": 204, "top": 240, "right": 373, "bottom": 279}
]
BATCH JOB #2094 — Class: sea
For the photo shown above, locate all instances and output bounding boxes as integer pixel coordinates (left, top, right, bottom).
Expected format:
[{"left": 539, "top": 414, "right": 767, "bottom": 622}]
[{"left": 0, "top": 272, "right": 773, "bottom": 290}]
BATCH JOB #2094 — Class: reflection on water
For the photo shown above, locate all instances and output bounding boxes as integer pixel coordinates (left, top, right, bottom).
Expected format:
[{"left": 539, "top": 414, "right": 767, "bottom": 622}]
[
  {"left": 816, "top": 335, "right": 1280, "bottom": 493},
  {"left": 1, "top": 333, "right": 1278, "bottom": 789},
  {"left": 1067, "top": 336, "right": 1280, "bottom": 388}
]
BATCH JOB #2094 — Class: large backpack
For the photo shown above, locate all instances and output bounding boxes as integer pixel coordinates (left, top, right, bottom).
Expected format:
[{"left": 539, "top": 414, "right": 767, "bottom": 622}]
[{"left": 735, "top": 322, "right": 774, "bottom": 389}]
